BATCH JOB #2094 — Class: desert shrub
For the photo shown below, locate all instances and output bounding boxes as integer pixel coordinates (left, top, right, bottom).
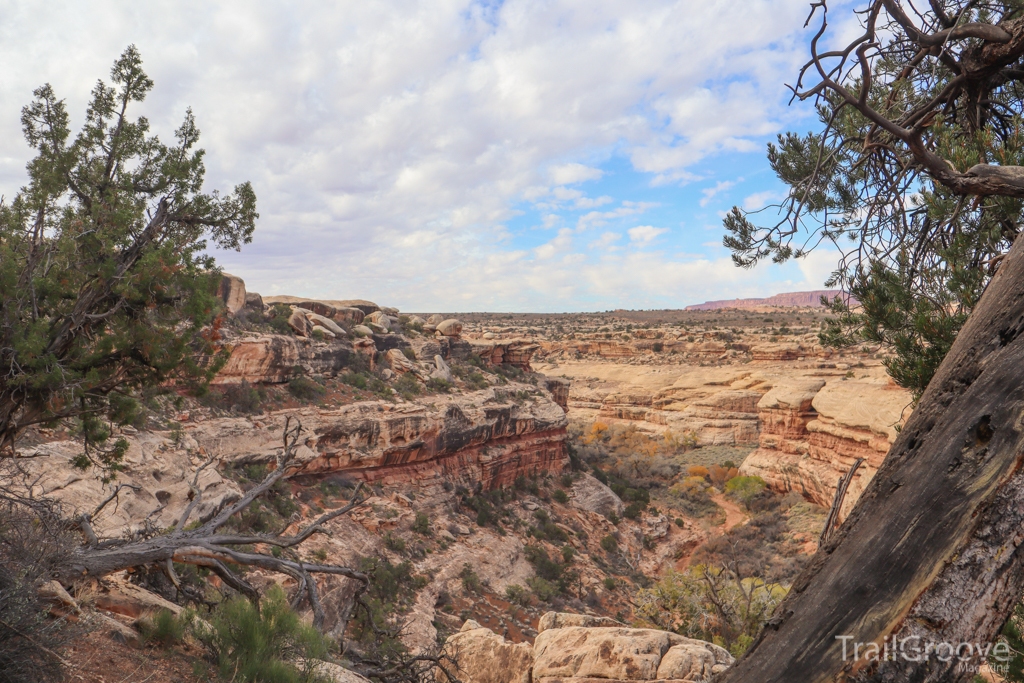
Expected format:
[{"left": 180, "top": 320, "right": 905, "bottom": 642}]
[
  {"left": 193, "top": 585, "right": 329, "bottom": 683},
  {"left": 636, "top": 567, "right": 787, "bottom": 657},
  {"left": 341, "top": 372, "right": 368, "bottom": 390},
  {"left": 505, "top": 584, "right": 531, "bottom": 607},
  {"left": 553, "top": 489, "right": 569, "bottom": 504},
  {"left": 623, "top": 501, "right": 645, "bottom": 520},
  {"left": 603, "top": 577, "right": 617, "bottom": 591},
  {"left": 687, "top": 465, "right": 710, "bottom": 479},
  {"left": 526, "top": 577, "right": 559, "bottom": 602},
  {"left": 459, "top": 564, "right": 482, "bottom": 593},
  {"left": 0, "top": 500, "right": 78, "bottom": 683},
  {"left": 287, "top": 376, "right": 326, "bottom": 401},
  {"left": 559, "top": 473, "right": 574, "bottom": 488},
  {"left": 530, "top": 510, "right": 568, "bottom": 543},
  {"left": 709, "top": 464, "right": 740, "bottom": 488},
  {"left": 425, "top": 377, "right": 452, "bottom": 393},
  {"left": 223, "top": 381, "right": 266, "bottom": 414},
  {"left": 140, "top": 608, "right": 186, "bottom": 646},
  {"left": 393, "top": 373, "right": 422, "bottom": 400},
  {"left": 668, "top": 480, "right": 721, "bottom": 519},
  {"left": 600, "top": 535, "right": 618, "bottom": 553},
  {"left": 561, "top": 545, "right": 575, "bottom": 563},
  {"left": 725, "top": 476, "right": 767, "bottom": 508},
  {"left": 412, "top": 512, "right": 431, "bottom": 535},
  {"left": 383, "top": 532, "right": 406, "bottom": 553}
]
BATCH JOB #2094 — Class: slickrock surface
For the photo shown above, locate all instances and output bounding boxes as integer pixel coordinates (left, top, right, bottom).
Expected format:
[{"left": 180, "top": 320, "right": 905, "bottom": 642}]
[{"left": 442, "top": 614, "right": 733, "bottom": 683}]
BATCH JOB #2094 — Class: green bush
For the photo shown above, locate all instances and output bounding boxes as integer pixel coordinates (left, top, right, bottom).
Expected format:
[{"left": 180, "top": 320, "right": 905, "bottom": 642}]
[
  {"left": 526, "top": 576, "right": 559, "bottom": 602},
  {"left": 460, "top": 564, "right": 482, "bottom": 593},
  {"left": 725, "top": 476, "right": 768, "bottom": 507},
  {"left": 623, "top": 501, "right": 645, "bottom": 520},
  {"left": 552, "top": 489, "right": 569, "bottom": 504},
  {"left": 141, "top": 608, "right": 185, "bottom": 646},
  {"left": 287, "top": 376, "right": 326, "bottom": 401},
  {"left": 600, "top": 534, "right": 619, "bottom": 553},
  {"left": 341, "top": 372, "right": 368, "bottom": 390},
  {"left": 412, "top": 512, "right": 431, "bottom": 535},
  {"left": 559, "top": 473, "right": 574, "bottom": 488},
  {"left": 561, "top": 545, "right": 575, "bottom": 563},
  {"left": 505, "top": 584, "right": 531, "bottom": 607},
  {"left": 425, "top": 377, "right": 453, "bottom": 393},
  {"left": 603, "top": 577, "right": 617, "bottom": 591},
  {"left": 393, "top": 373, "right": 422, "bottom": 400},
  {"left": 193, "top": 586, "right": 329, "bottom": 683}
]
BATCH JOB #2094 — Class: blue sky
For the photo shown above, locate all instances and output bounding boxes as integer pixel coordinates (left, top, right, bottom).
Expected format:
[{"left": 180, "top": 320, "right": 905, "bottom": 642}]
[{"left": 0, "top": 0, "right": 856, "bottom": 311}]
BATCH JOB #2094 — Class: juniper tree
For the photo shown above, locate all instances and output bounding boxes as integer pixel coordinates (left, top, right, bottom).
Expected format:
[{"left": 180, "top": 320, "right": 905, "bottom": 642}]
[
  {"left": 0, "top": 46, "right": 257, "bottom": 465},
  {"left": 725, "top": 0, "right": 1024, "bottom": 396},
  {"left": 718, "top": 3, "right": 1024, "bottom": 682}
]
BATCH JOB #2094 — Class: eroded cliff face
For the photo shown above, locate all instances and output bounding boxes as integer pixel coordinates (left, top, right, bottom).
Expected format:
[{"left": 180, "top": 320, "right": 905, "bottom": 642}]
[
  {"left": 192, "top": 384, "right": 569, "bottom": 489},
  {"left": 740, "top": 375, "right": 909, "bottom": 518}
]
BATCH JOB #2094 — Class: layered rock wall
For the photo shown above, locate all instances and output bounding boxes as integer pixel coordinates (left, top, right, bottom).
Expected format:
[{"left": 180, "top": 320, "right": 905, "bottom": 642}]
[{"left": 740, "top": 378, "right": 909, "bottom": 517}]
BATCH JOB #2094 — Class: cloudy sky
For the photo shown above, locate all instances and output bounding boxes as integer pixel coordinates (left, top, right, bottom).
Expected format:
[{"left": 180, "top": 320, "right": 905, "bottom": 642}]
[{"left": 0, "top": 0, "right": 852, "bottom": 312}]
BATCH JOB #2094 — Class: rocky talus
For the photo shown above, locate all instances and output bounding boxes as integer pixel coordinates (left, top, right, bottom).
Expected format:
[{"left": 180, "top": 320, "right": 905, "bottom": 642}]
[{"left": 442, "top": 613, "right": 733, "bottom": 683}]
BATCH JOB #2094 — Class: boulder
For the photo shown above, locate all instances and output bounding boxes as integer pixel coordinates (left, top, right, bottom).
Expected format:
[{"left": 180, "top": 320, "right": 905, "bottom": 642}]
[
  {"left": 427, "top": 314, "right": 445, "bottom": 324},
  {"left": 532, "top": 626, "right": 732, "bottom": 682},
  {"left": 336, "top": 300, "right": 380, "bottom": 315},
  {"left": 217, "top": 273, "right": 247, "bottom": 314},
  {"left": 311, "top": 325, "right": 337, "bottom": 339},
  {"left": 306, "top": 661, "right": 373, "bottom": 683},
  {"left": 381, "top": 306, "right": 399, "bottom": 316},
  {"left": 293, "top": 300, "right": 337, "bottom": 318},
  {"left": 288, "top": 309, "right": 311, "bottom": 336},
  {"left": 333, "top": 307, "right": 366, "bottom": 325},
  {"left": 304, "top": 311, "right": 347, "bottom": 337},
  {"left": 437, "top": 319, "right": 463, "bottom": 337},
  {"left": 537, "top": 612, "right": 620, "bottom": 633},
  {"left": 365, "top": 311, "right": 391, "bottom": 330},
  {"left": 353, "top": 325, "right": 374, "bottom": 337},
  {"left": 244, "top": 291, "right": 265, "bottom": 313},
  {"left": 570, "top": 474, "right": 625, "bottom": 517},
  {"left": 431, "top": 355, "right": 453, "bottom": 383},
  {"left": 408, "top": 315, "right": 426, "bottom": 325},
  {"left": 442, "top": 624, "right": 533, "bottom": 683},
  {"left": 386, "top": 348, "right": 423, "bottom": 377}
]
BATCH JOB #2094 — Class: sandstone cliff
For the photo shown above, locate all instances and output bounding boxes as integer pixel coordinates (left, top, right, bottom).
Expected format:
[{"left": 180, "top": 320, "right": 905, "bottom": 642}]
[{"left": 684, "top": 290, "right": 845, "bottom": 311}]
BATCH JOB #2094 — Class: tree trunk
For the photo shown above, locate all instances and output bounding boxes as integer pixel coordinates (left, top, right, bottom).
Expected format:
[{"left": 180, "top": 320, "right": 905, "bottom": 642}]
[{"left": 719, "top": 233, "right": 1024, "bottom": 682}]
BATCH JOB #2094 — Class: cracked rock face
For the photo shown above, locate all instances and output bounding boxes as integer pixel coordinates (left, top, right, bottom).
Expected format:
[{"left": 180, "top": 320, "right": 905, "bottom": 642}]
[{"left": 442, "top": 616, "right": 733, "bottom": 683}]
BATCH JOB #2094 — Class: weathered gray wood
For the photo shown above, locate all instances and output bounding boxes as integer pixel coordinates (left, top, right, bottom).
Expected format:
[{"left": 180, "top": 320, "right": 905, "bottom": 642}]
[{"left": 719, "top": 232, "right": 1024, "bottom": 682}]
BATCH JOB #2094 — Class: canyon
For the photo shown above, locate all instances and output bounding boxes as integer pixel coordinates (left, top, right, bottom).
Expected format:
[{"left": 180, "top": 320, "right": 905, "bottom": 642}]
[{"left": 22, "top": 275, "right": 914, "bottom": 683}]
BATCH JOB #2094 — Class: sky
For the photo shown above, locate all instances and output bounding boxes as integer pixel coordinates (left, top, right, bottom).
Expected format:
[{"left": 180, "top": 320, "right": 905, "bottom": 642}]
[{"left": 0, "top": 0, "right": 855, "bottom": 312}]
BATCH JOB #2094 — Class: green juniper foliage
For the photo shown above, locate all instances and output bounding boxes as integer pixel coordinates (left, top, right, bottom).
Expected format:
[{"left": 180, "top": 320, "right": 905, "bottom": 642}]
[
  {"left": 0, "top": 46, "right": 256, "bottom": 465},
  {"left": 724, "top": 1, "right": 1024, "bottom": 397}
]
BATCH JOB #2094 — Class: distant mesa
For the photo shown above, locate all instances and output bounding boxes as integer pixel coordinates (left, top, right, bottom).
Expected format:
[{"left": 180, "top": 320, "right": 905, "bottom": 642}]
[{"left": 685, "top": 290, "right": 847, "bottom": 311}]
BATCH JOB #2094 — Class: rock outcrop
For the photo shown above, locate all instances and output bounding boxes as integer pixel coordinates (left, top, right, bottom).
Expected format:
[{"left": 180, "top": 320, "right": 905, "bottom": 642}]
[
  {"left": 211, "top": 335, "right": 356, "bottom": 384},
  {"left": 442, "top": 615, "right": 732, "bottom": 683},
  {"left": 740, "top": 377, "right": 910, "bottom": 518},
  {"left": 217, "top": 273, "right": 247, "bottom": 314},
  {"left": 185, "top": 385, "right": 570, "bottom": 491}
]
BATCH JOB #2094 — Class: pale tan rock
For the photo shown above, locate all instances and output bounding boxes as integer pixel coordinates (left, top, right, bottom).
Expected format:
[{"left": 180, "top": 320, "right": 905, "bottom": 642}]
[
  {"left": 570, "top": 474, "right": 624, "bottom": 517},
  {"left": 386, "top": 348, "right": 424, "bottom": 377},
  {"left": 305, "top": 660, "right": 374, "bottom": 683},
  {"left": 437, "top": 319, "right": 463, "bottom": 337},
  {"left": 311, "top": 325, "right": 337, "bottom": 339},
  {"left": 537, "top": 611, "right": 621, "bottom": 633},
  {"left": 212, "top": 334, "right": 355, "bottom": 384},
  {"left": 217, "top": 273, "right": 247, "bottom": 314},
  {"left": 442, "top": 626, "right": 533, "bottom": 683},
  {"left": 353, "top": 325, "right": 374, "bottom": 337},
  {"left": 655, "top": 642, "right": 722, "bottom": 680},
  {"left": 38, "top": 580, "right": 80, "bottom": 614},
  {"left": 288, "top": 309, "right": 311, "bottom": 336},
  {"left": 304, "top": 311, "right": 346, "bottom": 337},
  {"left": 532, "top": 626, "right": 732, "bottom": 681},
  {"left": 427, "top": 314, "right": 445, "bottom": 325},
  {"left": 365, "top": 311, "right": 392, "bottom": 330},
  {"left": 333, "top": 307, "right": 366, "bottom": 325},
  {"left": 94, "top": 574, "right": 183, "bottom": 619}
]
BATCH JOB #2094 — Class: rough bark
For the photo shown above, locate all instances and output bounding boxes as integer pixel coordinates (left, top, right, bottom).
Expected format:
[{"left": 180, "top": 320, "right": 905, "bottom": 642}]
[{"left": 718, "top": 232, "right": 1024, "bottom": 682}]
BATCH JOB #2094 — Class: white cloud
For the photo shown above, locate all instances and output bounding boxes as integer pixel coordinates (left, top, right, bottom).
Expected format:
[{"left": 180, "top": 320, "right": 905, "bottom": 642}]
[
  {"left": 699, "top": 179, "right": 739, "bottom": 207},
  {"left": 0, "top": 0, "right": 816, "bottom": 311},
  {"left": 742, "top": 190, "right": 785, "bottom": 211},
  {"left": 628, "top": 225, "right": 668, "bottom": 244},
  {"left": 549, "top": 163, "right": 604, "bottom": 185},
  {"left": 589, "top": 231, "right": 622, "bottom": 250}
]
